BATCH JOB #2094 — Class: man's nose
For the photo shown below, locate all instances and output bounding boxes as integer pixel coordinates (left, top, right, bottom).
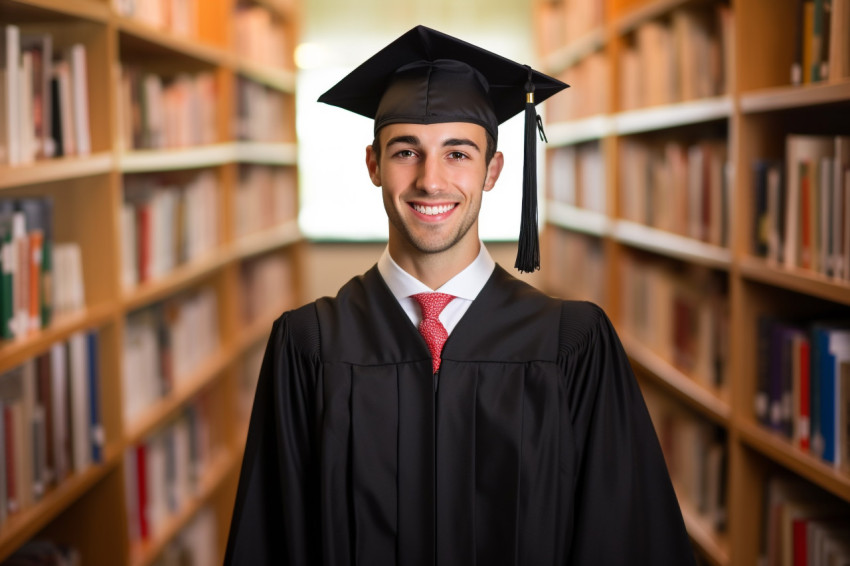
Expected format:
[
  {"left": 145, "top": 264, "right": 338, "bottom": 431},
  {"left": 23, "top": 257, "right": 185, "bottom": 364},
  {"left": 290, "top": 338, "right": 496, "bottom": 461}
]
[{"left": 416, "top": 154, "right": 445, "bottom": 193}]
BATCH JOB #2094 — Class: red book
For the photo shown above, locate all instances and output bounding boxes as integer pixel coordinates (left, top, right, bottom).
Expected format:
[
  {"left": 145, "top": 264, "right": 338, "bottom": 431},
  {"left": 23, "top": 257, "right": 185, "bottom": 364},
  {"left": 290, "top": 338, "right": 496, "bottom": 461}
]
[
  {"left": 136, "top": 443, "right": 148, "bottom": 540},
  {"left": 793, "top": 517, "right": 808, "bottom": 566},
  {"left": 137, "top": 205, "right": 150, "bottom": 283},
  {"left": 799, "top": 338, "right": 811, "bottom": 452}
]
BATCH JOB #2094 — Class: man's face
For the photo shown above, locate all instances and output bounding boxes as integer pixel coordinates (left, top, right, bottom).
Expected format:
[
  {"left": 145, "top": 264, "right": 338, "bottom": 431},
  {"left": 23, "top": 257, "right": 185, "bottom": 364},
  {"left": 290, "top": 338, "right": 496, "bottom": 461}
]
[{"left": 366, "top": 122, "right": 503, "bottom": 260}]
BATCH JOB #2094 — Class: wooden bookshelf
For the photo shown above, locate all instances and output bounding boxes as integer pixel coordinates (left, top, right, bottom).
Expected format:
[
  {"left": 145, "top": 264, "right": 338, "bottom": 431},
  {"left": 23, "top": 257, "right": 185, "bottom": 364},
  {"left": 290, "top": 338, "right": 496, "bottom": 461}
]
[
  {"left": 538, "top": 0, "right": 850, "bottom": 563},
  {"left": 0, "top": 0, "right": 301, "bottom": 563}
]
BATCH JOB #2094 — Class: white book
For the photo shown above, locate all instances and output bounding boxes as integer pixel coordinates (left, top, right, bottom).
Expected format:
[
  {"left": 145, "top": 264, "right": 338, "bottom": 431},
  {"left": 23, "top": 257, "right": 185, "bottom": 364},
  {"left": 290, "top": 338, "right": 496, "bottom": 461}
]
[
  {"left": 121, "top": 203, "right": 138, "bottom": 288},
  {"left": 834, "top": 137, "right": 850, "bottom": 279},
  {"left": 68, "top": 332, "right": 91, "bottom": 472},
  {"left": 19, "top": 51, "right": 34, "bottom": 164},
  {"left": 820, "top": 156, "right": 834, "bottom": 275},
  {"left": 12, "top": 211, "right": 28, "bottom": 339},
  {"left": 50, "top": 341, "right": 69, "bottom": 481},
  {"left": 4, "top": 25, "right": 20, "bottom": 165},
  {"left": 784, "top": 135, "right": 834, "bottom": 269},
  {"left": 68, "top": 44, "right": 90, "bottom": 156}
]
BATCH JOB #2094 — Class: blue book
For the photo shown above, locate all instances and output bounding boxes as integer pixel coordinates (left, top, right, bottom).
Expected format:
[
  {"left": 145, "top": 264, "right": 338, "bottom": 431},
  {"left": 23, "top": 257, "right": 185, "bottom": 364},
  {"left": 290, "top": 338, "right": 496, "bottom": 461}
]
[{"left": 86, "top": 332, "right": 104, "bottom": 463}]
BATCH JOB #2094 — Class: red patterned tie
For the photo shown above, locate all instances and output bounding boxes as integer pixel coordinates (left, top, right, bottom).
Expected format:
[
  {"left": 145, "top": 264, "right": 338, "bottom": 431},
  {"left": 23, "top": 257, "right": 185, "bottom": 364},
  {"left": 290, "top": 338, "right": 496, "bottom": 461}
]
[{"left": 411, "top": 292, "right": 455, "bottom": 374}]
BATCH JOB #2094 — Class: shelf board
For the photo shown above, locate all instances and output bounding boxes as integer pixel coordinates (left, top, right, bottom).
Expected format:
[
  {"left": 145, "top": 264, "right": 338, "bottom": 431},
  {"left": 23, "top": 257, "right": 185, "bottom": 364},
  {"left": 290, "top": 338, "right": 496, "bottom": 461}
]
[
  {"left": 4, "top": 0, "right": 110, "bottom": 22},
  {"left": 119, "top": 144, "right": 235, "bottom": 173},
  {"left": 546, "top": 201, "right": 612, "bottom": 237},
  {"left": 677, "top": 493, "right": 730, "bottom": 566},
  {"left": 740, "top": 79, "right": 850, "bottom": 113},
  {"left": 0, "top": 153, "right": 114, "bottom": 190},
  {"left": 122, "top": 252, "right": 229, "bottom": 312},
  {"left": 116, "top": 17, "right": 228, "bottom": 66},
  {"left": 128, "top": 448, "right": 235, "bottom": 566},
  {"left": 0, "top": 453, "right": 119, "bottom": 563},
  {"left": 613, "top": 96, "right": 732, "bottom": 135},
  {"left": 740, "top": 256, "right": 850, "bottom": 306},
  {"left": 737, "top": 418, "right": 850, "bottom": 502},
  {"left": 612, "top": 220, "right": 732, "bottom": 268},
  {"left": 234, "top": 59, "right": 296, "bottom": 92},
  {"left": 546, "top": 114, "right": 613, "bottom": 146},
  {"left": 543, "top": 26, "right": 607, "bottom": 74},
  {"left": 123, "top": 347, "right": 231, "bottom": 445},
  {"left": 233, "top": 141, "right": 298, "bottom": 166},
  {"left": 229, "top": 220, "right": 301, "bottom": 261},
  {"left": 623, "top": 333, "right": 731, "bottom": 425},
  {"left": 0, "top": 303, "right": 117, "bottom": 373},
  {"left": 614, "top": 0, "right": 692, "bottom": 34}
]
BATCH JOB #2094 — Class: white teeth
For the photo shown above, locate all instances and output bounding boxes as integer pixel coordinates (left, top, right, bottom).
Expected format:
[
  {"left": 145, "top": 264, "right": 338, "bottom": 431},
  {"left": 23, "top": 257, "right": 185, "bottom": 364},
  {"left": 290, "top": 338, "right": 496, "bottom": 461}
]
[{"left": 413, "top": 203, "right": 455, "bottom": 215}]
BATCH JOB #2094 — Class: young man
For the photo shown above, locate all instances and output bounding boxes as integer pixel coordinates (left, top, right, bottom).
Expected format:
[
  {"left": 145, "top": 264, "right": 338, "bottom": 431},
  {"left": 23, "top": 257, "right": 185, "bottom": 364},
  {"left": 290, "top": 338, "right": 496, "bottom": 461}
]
[{"left": 224, "top": 26, "right": 696, "bottom": 565}]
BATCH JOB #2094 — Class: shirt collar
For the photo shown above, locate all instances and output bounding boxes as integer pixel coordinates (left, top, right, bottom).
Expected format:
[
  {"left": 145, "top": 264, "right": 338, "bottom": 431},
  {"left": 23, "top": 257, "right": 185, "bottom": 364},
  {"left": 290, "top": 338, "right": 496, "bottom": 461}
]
[{"left": 377, "top": 243, "right": 496, "bottom": 302}]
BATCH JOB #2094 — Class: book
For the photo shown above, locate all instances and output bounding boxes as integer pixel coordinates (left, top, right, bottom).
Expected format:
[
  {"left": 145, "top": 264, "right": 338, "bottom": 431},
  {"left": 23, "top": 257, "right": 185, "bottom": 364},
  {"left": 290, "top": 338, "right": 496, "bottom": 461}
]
[
  {"left": 67, "top": 332, "right": 91, "bottom": 473},
  {"left": 829, "top": 0, "right": 850, "bottom": 80},
  {"left": 67, "top": 44, "right": 90, "bottom": 156},
  {"left": 785, "top": 135, "right": 834, "bottom": 269},
  {"left": 86, "top": 332, "right": 103, "bottom": 464},
  {"left": 3, "top": 25, "right": 21, "bottom": 165}
]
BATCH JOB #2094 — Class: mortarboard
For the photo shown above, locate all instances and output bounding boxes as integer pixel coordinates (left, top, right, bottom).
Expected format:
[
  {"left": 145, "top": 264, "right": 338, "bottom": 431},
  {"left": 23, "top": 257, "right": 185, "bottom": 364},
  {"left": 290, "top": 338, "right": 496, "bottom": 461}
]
[{"left": 318, "top": 25, "right": 568, "bottom": 272}]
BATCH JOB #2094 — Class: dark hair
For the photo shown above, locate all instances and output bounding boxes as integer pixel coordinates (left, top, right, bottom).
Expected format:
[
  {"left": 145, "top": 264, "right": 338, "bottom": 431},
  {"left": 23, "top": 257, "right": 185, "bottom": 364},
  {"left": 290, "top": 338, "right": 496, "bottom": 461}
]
[{"left": 371, "top": 129, "right": 497, "bottom": 165}]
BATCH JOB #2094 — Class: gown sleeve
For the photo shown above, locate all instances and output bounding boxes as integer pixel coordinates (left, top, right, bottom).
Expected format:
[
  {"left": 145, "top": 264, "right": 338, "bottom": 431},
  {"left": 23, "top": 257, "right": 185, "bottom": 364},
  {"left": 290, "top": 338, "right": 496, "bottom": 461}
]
[
  {"left": 560, "top": 302, "right": 696, "bottom": 565},
  {"left": 223, "top": 308, "right": 322, "bottom": 565}
]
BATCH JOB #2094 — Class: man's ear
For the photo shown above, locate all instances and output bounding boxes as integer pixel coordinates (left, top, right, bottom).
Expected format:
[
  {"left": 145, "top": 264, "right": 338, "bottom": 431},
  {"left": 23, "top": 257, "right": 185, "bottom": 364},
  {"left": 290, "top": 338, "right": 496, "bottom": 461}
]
[
  {"left": 366, "top": 145, "right": 381, "bottom": 187},
  {"left": 483, "top": 151, "right": 504, "bottom": 192}
]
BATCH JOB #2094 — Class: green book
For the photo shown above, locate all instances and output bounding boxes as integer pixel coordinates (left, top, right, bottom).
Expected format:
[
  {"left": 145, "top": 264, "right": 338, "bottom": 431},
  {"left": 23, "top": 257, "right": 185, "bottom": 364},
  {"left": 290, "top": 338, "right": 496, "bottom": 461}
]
[{"left": 0, "top": 202, "right": 15, "bottom": 340}]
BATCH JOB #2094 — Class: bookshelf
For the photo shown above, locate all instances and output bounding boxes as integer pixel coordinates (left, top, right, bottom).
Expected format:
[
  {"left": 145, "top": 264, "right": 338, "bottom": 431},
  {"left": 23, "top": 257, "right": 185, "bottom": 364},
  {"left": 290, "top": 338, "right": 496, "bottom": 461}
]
[
  {"left": 538, "top": 0, "right": 850, "bottom": 564},
  {"left": 0, "top": 0, "right": 301, "bottom": 564}
]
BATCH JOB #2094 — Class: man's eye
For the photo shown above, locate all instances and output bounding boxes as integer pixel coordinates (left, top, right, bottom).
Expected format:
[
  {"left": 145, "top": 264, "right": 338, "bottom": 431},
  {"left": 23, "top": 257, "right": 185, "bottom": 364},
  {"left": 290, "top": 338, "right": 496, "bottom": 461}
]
[
  {"left": 395, "top": 149, "right": 416, "bottom": 158},
  {"left": 448, "top": 151, "right": 468, "bottom": 160}
]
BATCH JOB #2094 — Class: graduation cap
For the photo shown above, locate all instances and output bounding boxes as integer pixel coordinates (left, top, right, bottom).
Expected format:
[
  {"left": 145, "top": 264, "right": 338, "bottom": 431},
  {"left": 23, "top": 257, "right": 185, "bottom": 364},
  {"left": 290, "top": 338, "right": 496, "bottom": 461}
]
[{"left": 318, "top": 25, "right": 569, "bottom": 273}]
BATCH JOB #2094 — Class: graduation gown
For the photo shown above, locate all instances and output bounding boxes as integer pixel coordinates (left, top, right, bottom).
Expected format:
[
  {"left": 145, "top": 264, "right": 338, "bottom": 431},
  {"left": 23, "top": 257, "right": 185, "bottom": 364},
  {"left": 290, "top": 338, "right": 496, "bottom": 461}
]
[{"left": 224, "top": 265, "right": 696, "bottom": 566}]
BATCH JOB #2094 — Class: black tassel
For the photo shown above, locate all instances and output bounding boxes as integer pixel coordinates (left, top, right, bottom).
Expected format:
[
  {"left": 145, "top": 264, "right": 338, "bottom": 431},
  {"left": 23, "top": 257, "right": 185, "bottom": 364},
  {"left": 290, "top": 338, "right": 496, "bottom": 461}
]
[{"left": 515, "top": 66, "right": 541, "bottom": 273}]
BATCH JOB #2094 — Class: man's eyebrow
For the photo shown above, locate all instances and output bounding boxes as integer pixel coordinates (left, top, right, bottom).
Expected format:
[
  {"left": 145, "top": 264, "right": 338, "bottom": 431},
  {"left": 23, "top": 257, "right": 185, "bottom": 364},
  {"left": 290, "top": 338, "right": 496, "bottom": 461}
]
[
  {"left": 385, "top": 135, "right": 420, "bottom": 147},
  {"left": 443, "top": 138, "right": 480, "bottom": 152}
]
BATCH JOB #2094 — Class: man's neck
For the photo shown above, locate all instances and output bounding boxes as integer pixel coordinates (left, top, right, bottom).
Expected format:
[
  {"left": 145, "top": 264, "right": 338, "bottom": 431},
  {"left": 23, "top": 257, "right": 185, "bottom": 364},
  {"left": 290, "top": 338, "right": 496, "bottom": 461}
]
[{"left": 388, "top": 239, "right": 480, "bottom": 290}]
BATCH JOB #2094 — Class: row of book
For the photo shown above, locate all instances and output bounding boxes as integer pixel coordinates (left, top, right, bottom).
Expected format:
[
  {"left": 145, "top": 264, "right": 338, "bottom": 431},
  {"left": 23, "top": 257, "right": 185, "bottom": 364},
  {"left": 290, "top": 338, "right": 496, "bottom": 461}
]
[
  {"left": 547, "top": 52, "right": 608, "bottom": 122},
  {"left": 240, "top": 252, "right": 295, "bottom": 325},
  {"left": 547, "top": 141, "right": 606, "bottom": 214},
  {"left": 1, "top": 198, "right": 85, "bottom": 341},
  {"left": 234, "top": 165, "right": 297, "bottom": 240},
  {"left": 121, "top": 172, "right": 220, "bottom": 289},
  {"left": 150, "top": 506, "right": 217, "bottom": 566},
  {"left": 534, "top": 0, "right": 605, "bottom": 58},
  {"left": 122, "top": 288, "right": 219, "bottom": 427},
  {"left": 0, "top": 540, "right": 80, "bottom": 565},
  {"left": 234, "top": 5, "right": 290, "bottom": 69},
  {"left": 643, "top": 385, "right": 727, "bottom": 533},
  {"left": 0, "top": 331, "right": 103, "bottom": 525},
  {"left": 235, "top": 76, "right": 290, "bottom": 143},
  {"left": 124, "top": 397, "right": 212, "bottom": 545},
  {"left": 761, "top": 474, "right": 850, "bottom": 564},
  {"left": 792, "top": 0, "right": 850, "bottom": 85},
  {"left": 620, "top": 255, "right": 729, "bottom": 391},
  {"left": 544, "top": 227, "right": 606, "bottom": 307},
  {"left": 113, "top": 0, "right": 198, "bottom": 38},
  {"left": 118, "top": 66, "right": 217, "bottom": 151},
  {"left": 619, "top": 3, "right": 732, "bottom": 111},
  {"left": 1, "top": 26, "right": 91, "bottom": 165},
  {"left": 620, "top": 137, "right": 731, "bottom": 247},
  {"left": 752, "top": 135, "right": 850, "bottom": 280},
  {"left": 755, "top": 316, "right": 850, "bottom": 471}
]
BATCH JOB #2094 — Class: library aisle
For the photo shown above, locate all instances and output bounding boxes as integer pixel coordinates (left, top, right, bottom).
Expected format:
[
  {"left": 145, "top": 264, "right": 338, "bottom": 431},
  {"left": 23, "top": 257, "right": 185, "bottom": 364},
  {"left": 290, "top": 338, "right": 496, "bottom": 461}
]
[
  {"left": 0, "top": 0, "right": 301, "bottom": 564},
  {"left": 539, "top": 0, "right": 850, "bottom": 564}
]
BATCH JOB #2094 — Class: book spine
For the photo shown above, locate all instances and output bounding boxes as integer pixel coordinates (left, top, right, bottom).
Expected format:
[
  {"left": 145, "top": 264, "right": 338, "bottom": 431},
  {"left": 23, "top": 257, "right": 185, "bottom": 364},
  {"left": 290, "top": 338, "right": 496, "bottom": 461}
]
[{"left": 87, "top": 332, "right": 104, "bottom": 464}]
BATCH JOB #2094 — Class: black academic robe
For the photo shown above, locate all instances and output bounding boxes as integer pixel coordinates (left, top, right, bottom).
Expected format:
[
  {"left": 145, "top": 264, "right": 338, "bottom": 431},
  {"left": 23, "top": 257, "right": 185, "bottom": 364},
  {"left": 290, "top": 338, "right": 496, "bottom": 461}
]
[{"left": 224, "top": 265, "right": 696, "bottom": 566}]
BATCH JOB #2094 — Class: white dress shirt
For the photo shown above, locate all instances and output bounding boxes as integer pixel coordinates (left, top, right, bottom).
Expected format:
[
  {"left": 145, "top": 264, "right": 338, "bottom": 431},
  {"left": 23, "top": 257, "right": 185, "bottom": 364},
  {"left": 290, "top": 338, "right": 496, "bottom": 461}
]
[{"left": 376, "top": 244, "right": 496, "bottom": 335}]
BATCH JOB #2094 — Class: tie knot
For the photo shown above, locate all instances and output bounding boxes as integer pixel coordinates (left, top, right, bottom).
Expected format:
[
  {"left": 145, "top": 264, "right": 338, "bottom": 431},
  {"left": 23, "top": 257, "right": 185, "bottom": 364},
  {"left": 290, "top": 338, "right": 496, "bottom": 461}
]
[{"left": 411, "top": 292, "right": 455, "bottom": 320}]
